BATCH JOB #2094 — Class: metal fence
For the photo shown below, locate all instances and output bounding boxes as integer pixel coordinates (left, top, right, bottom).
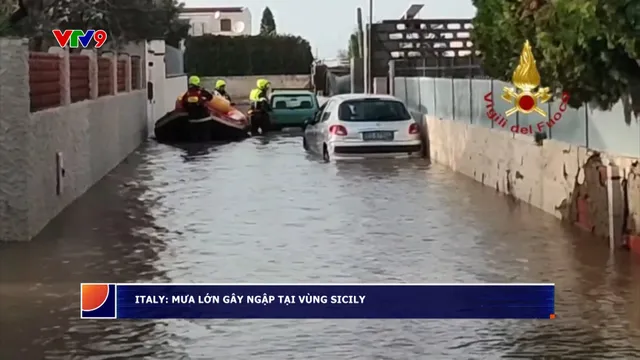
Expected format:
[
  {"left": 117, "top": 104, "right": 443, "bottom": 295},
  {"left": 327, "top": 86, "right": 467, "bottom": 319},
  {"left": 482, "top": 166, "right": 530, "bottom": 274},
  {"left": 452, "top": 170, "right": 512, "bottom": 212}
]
[
  {"left": 393, "top": 76, "right": 640, "bottom": 158},
  {"left": 392, "top": 58, "right": 486, "bottom": 79}
]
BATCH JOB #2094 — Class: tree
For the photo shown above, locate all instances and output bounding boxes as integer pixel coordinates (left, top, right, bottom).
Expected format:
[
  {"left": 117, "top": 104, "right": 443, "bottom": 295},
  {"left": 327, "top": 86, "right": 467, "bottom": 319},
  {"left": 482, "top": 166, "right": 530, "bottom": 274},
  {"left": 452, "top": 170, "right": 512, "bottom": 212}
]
[
  {"left": 347, "top": 30, "right": 359, "bottom": 58},
  {"left": 185, "top": 35, "right": 313, "bottom": 76},
  {"left": 337, "top": 29, "right": 360, "bottom": 60},
  {"left": 0, "top": 4, "right": 14, "bottom": 36},
  {"left": 472, "top": 0, "right": 640, "bottom": 112},
  {"left": 5, "top": 0, "right": 189, "bottom": 50},
  {"left": 259, "top": 7, "right": 276, "bottom": 36}
]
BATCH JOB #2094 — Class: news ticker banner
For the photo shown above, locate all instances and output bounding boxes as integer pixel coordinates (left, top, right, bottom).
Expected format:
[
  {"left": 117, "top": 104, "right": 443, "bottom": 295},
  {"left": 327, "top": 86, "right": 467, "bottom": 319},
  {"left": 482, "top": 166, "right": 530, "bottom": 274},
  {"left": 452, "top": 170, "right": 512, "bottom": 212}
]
[{"left": 80, "top": 283, "right": 555, "bottom": 320}]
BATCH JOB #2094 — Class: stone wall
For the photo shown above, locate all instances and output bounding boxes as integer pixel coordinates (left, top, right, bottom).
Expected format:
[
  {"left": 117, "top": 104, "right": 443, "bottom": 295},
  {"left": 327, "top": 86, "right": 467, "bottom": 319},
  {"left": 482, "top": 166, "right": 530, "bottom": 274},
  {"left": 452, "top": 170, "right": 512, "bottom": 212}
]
[
  {"left": 0, "top": 38, "right": 147, "bottom": 241},
  {"left": 425, "top": 115, "right": 640, "bottom": 246},
  {"left": 393, "top": 76, "right": 640, "bottom": 254},
  {"left": 397, "top": 77, "right": 640, "bottom": 255}
]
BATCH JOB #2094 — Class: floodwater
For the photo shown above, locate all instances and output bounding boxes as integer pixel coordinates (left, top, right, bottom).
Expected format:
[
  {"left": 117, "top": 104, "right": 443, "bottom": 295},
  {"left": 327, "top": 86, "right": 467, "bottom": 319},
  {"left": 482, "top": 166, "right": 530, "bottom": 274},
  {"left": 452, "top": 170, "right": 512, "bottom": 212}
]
[{"left": 1, "top": 132, "right": 640, "bottom": 359}]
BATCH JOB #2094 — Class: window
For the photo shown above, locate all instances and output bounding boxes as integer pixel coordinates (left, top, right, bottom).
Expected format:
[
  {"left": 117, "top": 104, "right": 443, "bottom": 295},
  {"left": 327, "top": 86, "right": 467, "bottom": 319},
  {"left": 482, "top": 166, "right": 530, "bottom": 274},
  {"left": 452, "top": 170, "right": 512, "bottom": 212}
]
[
  {"left": 338, "top": 98, "right": 411, "bottom": 121},
  {"left": 191, "top": 23, "right": 204, "bottom": 36},
  {"left": 220, "top": 19, "right": 232, "bottom": 31},
  {"left": 313, "top": 102, "right": 327, "bottom": 122},
  {"left": 320, "top": 99, "right": 339, "bottom": 121},
  {"left": 271, "top": 95, "right": 315, "bottom": 110}
]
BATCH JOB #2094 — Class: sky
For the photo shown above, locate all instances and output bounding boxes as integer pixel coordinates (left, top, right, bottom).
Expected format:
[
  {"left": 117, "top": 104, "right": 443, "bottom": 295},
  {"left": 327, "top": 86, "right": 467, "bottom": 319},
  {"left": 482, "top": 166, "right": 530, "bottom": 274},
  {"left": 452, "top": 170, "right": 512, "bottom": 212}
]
[{"left": 182, "top": 0, "right": 476, "bottom": 59}]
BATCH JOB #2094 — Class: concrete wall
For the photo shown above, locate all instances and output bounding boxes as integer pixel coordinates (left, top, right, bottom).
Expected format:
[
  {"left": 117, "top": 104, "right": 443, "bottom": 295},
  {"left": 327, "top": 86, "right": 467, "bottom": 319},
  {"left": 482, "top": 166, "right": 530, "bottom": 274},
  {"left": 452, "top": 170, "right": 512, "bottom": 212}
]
[
  {"left": 373, "top": 77, "right": 387, "bottom": 94},
  {"left": 425, "top": 115, "right": 637, "bottom": 242},
  {"left": 146, "top": 40, "right": 167, "bottom": 135},
  {"left": 201, "top": 75, "right": 311, "bottom": 99},
  {"left": 0, "top": 38, "right": 147, "bottom": 241},
  {"left": 165, "top": 45, "right": 185, "bottom": 76},
  {"left": 164, "top": 75, "right": 188, "bottom": 113},
  {"left": 392, "top": 76, "right": 640, "bottom": 254}
]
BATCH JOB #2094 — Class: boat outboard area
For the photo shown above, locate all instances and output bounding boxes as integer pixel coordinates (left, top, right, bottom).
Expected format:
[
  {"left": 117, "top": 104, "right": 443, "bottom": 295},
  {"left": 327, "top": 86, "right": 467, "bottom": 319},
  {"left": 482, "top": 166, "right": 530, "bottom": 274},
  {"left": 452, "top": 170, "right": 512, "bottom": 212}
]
[{"left": 154, "top": 94, "right": 251, "bottom": 143}]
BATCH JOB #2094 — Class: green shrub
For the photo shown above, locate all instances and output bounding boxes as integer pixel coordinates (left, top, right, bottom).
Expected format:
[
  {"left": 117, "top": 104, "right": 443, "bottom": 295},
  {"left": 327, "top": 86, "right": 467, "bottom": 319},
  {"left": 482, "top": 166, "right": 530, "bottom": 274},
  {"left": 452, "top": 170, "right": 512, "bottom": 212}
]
[
  {"left": 472, "top": 0, "right": 640, "bottom": 111},
  {"left": 184, "top": 34, "right": 314, "bottom": 76}
]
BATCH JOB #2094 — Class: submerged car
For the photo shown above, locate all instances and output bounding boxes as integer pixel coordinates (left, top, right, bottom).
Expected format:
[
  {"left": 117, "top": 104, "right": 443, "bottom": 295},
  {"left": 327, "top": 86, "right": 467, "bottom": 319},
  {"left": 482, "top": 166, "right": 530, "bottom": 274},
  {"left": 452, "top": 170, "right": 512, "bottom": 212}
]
[
  {"left": 269, "top": 90, "right": 319, "bottom": 130},
  {"left": 302, "top": 94, "right": 423, "bottom": 161}
]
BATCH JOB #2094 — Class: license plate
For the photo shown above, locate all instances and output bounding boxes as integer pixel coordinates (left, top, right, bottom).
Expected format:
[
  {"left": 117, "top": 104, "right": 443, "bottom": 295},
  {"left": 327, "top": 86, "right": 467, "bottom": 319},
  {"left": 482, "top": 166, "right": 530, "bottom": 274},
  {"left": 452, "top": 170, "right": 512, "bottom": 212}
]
[{"left": 362, "top": 131, "right": 394, "bottom": 141}]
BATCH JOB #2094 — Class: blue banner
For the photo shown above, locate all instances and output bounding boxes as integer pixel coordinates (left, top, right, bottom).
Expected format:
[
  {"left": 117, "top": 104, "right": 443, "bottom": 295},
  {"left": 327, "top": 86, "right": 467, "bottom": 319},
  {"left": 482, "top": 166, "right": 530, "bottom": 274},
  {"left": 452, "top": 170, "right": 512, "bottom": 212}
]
[{"left": 80, "top": 283, "right": 555, "bottom": 319}]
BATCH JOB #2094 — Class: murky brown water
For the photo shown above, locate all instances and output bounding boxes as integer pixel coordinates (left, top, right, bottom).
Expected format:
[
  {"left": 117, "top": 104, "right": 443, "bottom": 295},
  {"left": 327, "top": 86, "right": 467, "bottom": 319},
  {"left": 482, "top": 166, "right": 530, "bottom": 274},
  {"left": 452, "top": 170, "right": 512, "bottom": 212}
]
[{"left": 1, "top": 133, "right": 640, "bottom": 359}]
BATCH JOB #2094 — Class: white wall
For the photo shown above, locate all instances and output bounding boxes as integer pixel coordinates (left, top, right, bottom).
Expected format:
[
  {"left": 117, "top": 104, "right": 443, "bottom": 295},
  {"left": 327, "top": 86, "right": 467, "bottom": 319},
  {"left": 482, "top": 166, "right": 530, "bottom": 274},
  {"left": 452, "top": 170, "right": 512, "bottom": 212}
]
[
  {"left": 164, "top": 76, "right": 187, "bottom": 114},
  {"left": 144, "top": 41, "right": 187, "bottom": 132},
  {"left": 179, "top": 9, "right": 252, "bottom": 36},
  {"left": 373, "top": 77, "right": 387, "bottom": 94},
  {"left": 145, "top": 40, "right": 167, "bottom": 136}
]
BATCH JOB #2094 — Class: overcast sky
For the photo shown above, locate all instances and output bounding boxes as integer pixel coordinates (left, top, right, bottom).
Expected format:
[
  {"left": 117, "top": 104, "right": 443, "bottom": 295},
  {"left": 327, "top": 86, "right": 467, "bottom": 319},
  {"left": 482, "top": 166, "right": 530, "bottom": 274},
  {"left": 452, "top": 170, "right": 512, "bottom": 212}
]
[{"left": 181, "top": 0, "right": 476, "bottom": 59}]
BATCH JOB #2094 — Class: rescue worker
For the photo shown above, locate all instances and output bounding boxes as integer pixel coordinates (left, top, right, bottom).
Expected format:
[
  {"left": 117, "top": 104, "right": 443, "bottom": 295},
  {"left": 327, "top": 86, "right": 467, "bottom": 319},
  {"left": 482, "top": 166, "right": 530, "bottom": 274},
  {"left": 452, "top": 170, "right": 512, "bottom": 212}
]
[
  {"left": 248, "top": 79, "right": 272, "bottom": 135},
  {"left": 215, "top": 79, "right": 232, "bottom": 102},
  {"left": 180, "top": 75, "right": 214, "bottom": 119}
]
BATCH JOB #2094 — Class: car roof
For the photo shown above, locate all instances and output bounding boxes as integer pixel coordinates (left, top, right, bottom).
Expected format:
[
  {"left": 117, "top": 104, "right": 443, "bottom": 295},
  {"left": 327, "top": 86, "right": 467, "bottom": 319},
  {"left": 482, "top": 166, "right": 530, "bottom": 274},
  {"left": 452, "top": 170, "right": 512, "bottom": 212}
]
[
  {"left": 270, "top": 90, "right": 315, "bottom": 95},
  {"left": 329, "top": 93, "right": 404, "bottom": 104}
]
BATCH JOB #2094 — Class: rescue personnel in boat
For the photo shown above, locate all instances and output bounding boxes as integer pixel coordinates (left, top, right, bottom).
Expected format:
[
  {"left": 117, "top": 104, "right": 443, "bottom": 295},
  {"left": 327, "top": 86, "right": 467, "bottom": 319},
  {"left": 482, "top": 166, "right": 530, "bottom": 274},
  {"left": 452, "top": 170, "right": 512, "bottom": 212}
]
[
  {"left": 215, "top": 80, "right": 232, "bottom": 103},
  {"left": 180, "top": 75, "right": 214, "bottom": 119},
  {"left": 249, "top": 79, "right": 272, "bottom": 135}
]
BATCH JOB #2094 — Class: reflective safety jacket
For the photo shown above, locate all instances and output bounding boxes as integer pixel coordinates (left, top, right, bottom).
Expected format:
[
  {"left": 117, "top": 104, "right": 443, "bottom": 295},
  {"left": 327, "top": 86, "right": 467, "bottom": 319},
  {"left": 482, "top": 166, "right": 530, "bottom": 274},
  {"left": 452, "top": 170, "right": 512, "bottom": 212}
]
[{"left": 249, "top": 88, "right": 270, "bottom": 111}]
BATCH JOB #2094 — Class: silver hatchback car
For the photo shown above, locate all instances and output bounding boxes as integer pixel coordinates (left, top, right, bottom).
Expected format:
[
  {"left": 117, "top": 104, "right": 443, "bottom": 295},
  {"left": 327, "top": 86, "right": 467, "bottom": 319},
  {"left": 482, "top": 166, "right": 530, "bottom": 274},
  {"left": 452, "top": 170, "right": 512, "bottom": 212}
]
[{"left": 302, "top": 94, "right": 422, "bottom": 161}]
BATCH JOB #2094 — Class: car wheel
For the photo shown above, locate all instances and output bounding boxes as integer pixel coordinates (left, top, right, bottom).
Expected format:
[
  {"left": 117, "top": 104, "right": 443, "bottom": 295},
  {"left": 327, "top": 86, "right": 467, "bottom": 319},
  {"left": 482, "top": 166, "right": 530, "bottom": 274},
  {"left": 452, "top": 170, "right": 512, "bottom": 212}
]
[
  {"left": 322, "top": 144, "right": 330, "bottom": 162},
  {"left": 303, "top": 136, "right": 309, "bottom": 150}
]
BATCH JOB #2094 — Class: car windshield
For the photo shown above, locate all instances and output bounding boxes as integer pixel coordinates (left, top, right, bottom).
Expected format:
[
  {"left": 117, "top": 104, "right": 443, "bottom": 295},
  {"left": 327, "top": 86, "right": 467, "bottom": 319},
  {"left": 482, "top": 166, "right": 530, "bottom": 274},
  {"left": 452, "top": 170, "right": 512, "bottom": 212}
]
[
  {"left": 271, "top": 95, "right": 315, "bottom": 110},
  {"left": 338, "top": 99, "right": 411, "bottom": 121}
]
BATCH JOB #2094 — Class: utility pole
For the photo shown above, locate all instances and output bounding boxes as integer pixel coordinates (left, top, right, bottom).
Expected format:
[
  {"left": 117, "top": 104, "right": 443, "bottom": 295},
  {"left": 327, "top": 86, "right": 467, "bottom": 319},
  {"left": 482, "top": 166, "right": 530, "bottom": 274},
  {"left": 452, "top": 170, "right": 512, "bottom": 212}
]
[
  {"left": 362, "top": 18, "right": 368, "bottom": 91},
  {"left": 366, "top": 0, "right": 373, "bottom": 93},
  {"left": 356, "top": 8, "right": 363, "bottom": 58}
]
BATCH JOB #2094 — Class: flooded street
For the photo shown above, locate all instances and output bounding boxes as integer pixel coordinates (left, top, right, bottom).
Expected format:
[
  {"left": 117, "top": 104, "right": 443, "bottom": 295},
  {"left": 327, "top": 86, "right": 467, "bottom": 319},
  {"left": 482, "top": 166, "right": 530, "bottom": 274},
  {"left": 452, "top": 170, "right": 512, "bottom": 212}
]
[{"left": 1, "top": 133, "right": 640, "bottom": 359}]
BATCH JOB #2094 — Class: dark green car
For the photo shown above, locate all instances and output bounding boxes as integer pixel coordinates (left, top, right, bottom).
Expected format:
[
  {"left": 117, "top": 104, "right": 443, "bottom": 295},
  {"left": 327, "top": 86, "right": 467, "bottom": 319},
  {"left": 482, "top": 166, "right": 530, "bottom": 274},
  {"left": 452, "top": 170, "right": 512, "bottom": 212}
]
[{"left": 269, "top": 90, "right": 319, "bottom": 129}]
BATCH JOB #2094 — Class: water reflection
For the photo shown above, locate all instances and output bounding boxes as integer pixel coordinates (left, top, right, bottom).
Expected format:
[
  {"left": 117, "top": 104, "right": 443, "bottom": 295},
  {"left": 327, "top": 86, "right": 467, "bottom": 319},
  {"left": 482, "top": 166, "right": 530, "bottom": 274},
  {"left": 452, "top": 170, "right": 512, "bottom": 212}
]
[
  {"left": 171, "top": 142, "right": 225, "bottom": 162},
  {"left": 0, "top": 149, "right": 173, "bottom": 359},
  {"left": 334, "top": 158, "right": 426, "bottom": 179},
  {"left": 0, "top": 134, "right": 639, "bottom": 359}
]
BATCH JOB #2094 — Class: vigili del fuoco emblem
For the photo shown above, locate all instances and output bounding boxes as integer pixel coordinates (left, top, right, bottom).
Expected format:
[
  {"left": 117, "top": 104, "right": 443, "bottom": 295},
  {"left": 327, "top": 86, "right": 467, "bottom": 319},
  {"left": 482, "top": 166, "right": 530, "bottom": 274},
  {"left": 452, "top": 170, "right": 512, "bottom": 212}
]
[
  {"left": 483, "top": 40, "right": 571, "bottom": 134},
  {"left": 501, "top": 40, "right": 551, "bottom": 117}
]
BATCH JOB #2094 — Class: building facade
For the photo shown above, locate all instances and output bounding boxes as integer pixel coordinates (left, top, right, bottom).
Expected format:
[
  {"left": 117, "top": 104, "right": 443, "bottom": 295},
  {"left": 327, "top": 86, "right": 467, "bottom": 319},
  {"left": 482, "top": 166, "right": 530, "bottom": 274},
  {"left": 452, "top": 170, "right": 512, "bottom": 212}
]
[{"left": 179, "top": 7, "right": 252, "bottom": 36}]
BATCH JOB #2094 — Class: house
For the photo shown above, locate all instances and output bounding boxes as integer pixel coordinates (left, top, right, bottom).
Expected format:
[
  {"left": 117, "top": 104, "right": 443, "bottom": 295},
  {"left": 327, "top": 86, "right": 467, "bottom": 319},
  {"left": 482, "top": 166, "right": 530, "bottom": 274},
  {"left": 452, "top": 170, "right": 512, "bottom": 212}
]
[{"left": 179, "top": 7, "right": 252, "bottom": 36}]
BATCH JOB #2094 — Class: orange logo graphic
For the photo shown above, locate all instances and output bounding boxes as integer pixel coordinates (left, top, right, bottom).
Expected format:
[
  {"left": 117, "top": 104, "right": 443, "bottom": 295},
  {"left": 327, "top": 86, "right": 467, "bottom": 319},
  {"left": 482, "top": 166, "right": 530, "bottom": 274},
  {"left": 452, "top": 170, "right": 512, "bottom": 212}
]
[{"left": 81, "top": 283, "right": 110, "bottom": 311}]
